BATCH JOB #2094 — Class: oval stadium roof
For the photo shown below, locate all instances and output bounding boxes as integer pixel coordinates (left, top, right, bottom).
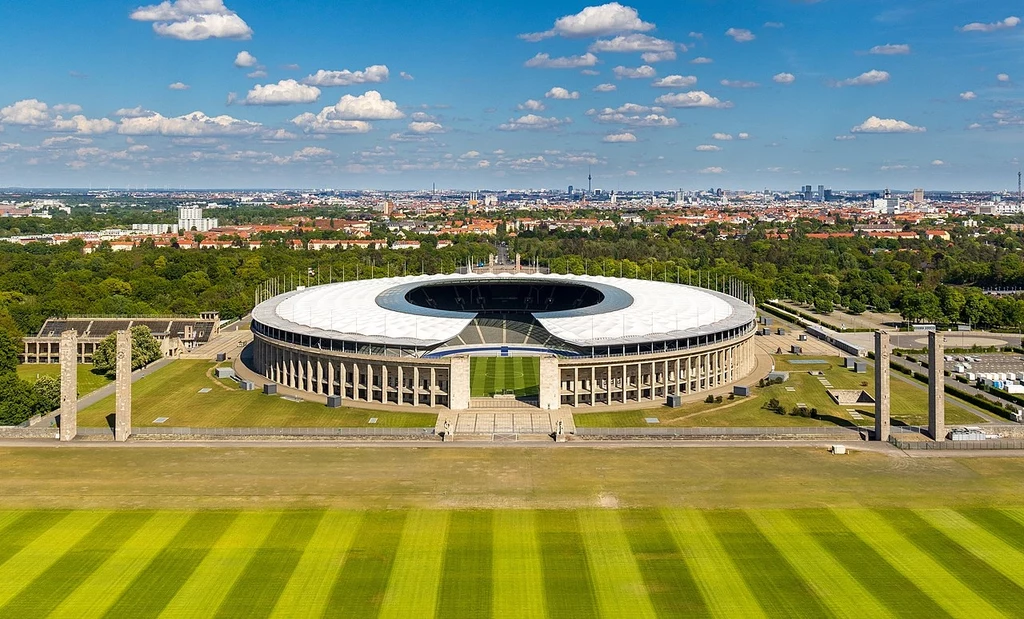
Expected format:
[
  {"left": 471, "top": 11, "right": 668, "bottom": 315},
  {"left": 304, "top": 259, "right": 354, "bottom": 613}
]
[{"left": 251, "top": 272, "right": 755, "bottom": 348}]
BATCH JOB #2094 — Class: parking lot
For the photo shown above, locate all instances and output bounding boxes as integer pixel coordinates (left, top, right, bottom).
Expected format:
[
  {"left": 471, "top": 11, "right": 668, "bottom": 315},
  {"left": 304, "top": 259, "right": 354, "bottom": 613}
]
[{"left": 949, "top": 353, "right": 1024, "bottom": 377}]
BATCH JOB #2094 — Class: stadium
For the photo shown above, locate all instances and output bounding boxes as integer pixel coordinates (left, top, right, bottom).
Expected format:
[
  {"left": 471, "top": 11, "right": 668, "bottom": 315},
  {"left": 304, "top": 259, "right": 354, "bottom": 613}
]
[{"left": 249, "top": 272, "right": 758, "bottom": 410}]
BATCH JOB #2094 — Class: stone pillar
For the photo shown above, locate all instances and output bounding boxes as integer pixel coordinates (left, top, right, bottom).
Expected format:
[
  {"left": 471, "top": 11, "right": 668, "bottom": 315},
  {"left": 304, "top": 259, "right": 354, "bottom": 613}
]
[
  {"left": 115, "top": 330, "right": 132, "bottom": 442},
  {"left": 59, "top": 330, "right": 78, "bottom": 442},
  {"left": 929, "top": 331, "right": 946, "bottom": 441},
  {"left": 874, "top": 331, "right": 891, "bottom": 442},
  {"left": 449, "top": 356, "right": 471, "bottom": 410},
  {"left": 539, "top": 356, "right": 560, "bottom": 411},
  {"left": 429, "top": 368, "right": 437, "bottom": 407}
]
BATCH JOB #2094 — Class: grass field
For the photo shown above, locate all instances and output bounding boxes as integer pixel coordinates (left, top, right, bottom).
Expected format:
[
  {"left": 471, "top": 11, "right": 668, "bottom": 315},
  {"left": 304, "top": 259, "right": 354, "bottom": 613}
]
[
  {"left": 576, "top": 355, "right": 987, "bottom": 428},
  {"left": 15, "top": 364, "right": 111, "bottom": 396},
  {"left": 470, "top": 356, "right": 540, "bottom": 398},
  {"left": 76, "top": 360, "right": 436, "bottom": 429},
  {"left": 0, "top": 506, "right": 1023, "bottom": 617}
]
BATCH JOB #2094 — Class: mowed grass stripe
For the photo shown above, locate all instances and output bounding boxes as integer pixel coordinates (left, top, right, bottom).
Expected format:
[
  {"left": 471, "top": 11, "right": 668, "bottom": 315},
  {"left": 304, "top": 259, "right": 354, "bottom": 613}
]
[
  {"left": 834, "top": 509, "right": 1002, "bottom": 618},
  {"left": 470, "top": 359, "right": 488, "bottom": 397},
  {"left": 748, "top": 510, "right": 889, "bottom": 619},
  {"left": 324, "top": 511, "right": 406, "bottom": 618},
  {"left": 919, "top": 509, "right": 1024, "bottom": 590},
  {"left": 159, "top": 512, "right": 279, "bottom": 618},
  {"left": 0, "top": 511, "right": 152, "bottom": 619},
  {"left": 270, "top": 512, "right": 363, "bottom": 619},
  {"left": 492, "top": 511, "right": 546, "bottom": 619},
  {"left": 522, "top": 357, "right": 539, "bottom": 396},
  {"left": 102, "top": 511, "right": 238, "bottom": 619},
  {"left": 958, "top": 508, "right": 1024, "bottom": 556},
  {"left": 662, "top": 510, "right": 765, "bottom": 618},
  {"left": 704, "top": 510, "right": 831, "bottom": 618},
  {"left": 788, "top": 509, "right": 949, "bottom": 619},
  {"left": 48, "top": 512, "right": 192, "bottom": 619},
  {"left": 484, "top": 358, "right": 498, "bottom": 396},
  {"left": 437, "top": 511, "right": 491, "bottom": 619},
  {"left": 0, "top": 513, "right": 27, "bottom": 540},
  {"left": 578, "top": 510, "right": 657, "bottom": 619},
  {"left": 620, "top": 510, "right": 709, "bottom": 618},
  {"left": 0, "top": 511, "right": 70, "bottom": 569},
  {"left": 880, "top": 509, "right": 1024, "bottom": 616},
  {"left": 378, "top": 511, "right": 449, "bottom": 619},
  {"left": 536, "top": 511, "right": 599, "bottom": 618},
  {"left": 0, "top": 511, "right": 106, "bottom": 609},
  {"left": 215, "top": 511, "right": 324, "bottom": 619}
]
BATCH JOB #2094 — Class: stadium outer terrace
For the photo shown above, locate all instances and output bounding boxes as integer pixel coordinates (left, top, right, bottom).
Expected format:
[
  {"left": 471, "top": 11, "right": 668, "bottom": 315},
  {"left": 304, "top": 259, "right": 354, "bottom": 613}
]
[{"left": 248, "top": 271, "right": 758, "bottom": 411}]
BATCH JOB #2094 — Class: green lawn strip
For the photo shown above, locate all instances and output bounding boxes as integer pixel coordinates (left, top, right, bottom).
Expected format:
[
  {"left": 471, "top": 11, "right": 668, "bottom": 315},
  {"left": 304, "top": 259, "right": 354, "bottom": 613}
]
[
  {"left": 747, "top": 510, "right": 890, "bottom": 619},
  {"left": 484, "top": 358, "right": 498, "bottom": 396},
  {"left": 522, "top": 357, "right": 540, "bottom": 396},
  {"left": 918, "top": 509, "right": 1024, "bottom": 590},
  {"left": 325, "top": 511, "right": 407, "bottom": 618},
  {"left": 879, "top": 509, "right": 1024, "bottom": 616},
  {"left": 662, "top": 510, "right": 765, "bottom": 618},
  {"left": 999, "top": 507, "right": 1024, "bottom": 533},
  {"left": 0, "top": 511, "right": 69, "bottom": 567},
  {"left": 0, "top": 511, "right": 107, "bottom": 608},
  {"left": 377, "top": 511, "right": 449, "bottom": 619},
  {"left": 492, "top": 511, "right": 546, "bottom": 619},
  {"left": 833, "top": 509, "right": 1002, "bottom": 618},
  {"left": 0, "top": 513, "right": 23, "bottom": 537},
  {"left": 619, "top": 510, "right": 709, "bottom": 618},
  {"left": 214, "top": 511, "right": 325, "bottom": 619},
  {"left": 436, "top": 511, "right": 492, "bottom": 619},
  {"left": 16, "top": 364, "right": 112, "bottom": 397},
  {"left": 101, "top": 511, "right": 236, "bottom": 619},
  {"left": 76, "top": 360, "right": 434, "bottom": 428},
  {"left": 536, "top": 511, "right": 600, "bottom": 618},
  {"left": 48, "top": 512, "right": 192, "bottom": 619},
  {"left": 159, "top": 512, "right": 279, "bottom": 617},
  {"left": 577, "top": 510, "right": 657, "bottom": 619},
  {"left": 957, "top": 508, "right": 1024, "bottom": 556},
  {"left": 704, "top": 510, "right": 831, "bottom": 618},
  {"left": 470, "top": 359, "right": 488, "bottom": 398},
  {"left": 269, "top": 512, "right": 363, "bottom": 619},
  {"left": 0, "top": 512, "right": 152, "bottom": 618},
  {"left": 787, "top": 509, "right": 949, "bottom": 619}
]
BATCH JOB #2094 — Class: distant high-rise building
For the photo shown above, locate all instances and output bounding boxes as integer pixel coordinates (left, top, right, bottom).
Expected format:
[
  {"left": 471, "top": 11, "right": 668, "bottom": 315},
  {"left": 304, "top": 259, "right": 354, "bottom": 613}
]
[
  {"left": 913, "top": 188, "right": 925, "bottom": 204},
  {"left": 178, "top": 205, "right": 218, "bottom": 233},
  {"left": 823, "top": 189, "right": 834, "bottom": 202},
  {"left": 817, "top": 185, "right": 825, "bottom": 201},
  {"left": 802, "top": 185, "right": 813, "bottom": 201},
  {"left": 567, "top": 185, "right": 574, "bottom": 195}
]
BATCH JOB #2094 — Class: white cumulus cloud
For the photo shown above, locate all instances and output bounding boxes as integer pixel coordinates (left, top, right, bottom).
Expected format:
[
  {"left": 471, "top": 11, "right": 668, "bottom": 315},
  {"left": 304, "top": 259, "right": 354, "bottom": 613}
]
[
  {"left": 119, "top": 110, "right": 263, "bottom": 136},
  {"left": 589, "top": 33, "right": 673, "bottom": 53},
  {"left": 520, "top": 2, "right": 655, "bottom": 41},
  {"left": 586, "top": 106, "right": 677, "bottom": 127},
  {"left": 720, "top": 79, "right": 759, "bottom": 88},
  {"left": 773, "top": 72, "right": 795, "bottom": 84},
  {"left": 834, "top": 69, "right": 890, "bottom": 87},
  {"left": 407, "top": 121, "right": 445, "bottom": 134},
  {"left": 711, "top": 132, "right": 733, "bottom": 140},
  {"left": 168, "top": 82, "right": 190, "bottom": 90},
  {"left": 725, "top": 28, "right": 755, "bottom": 42},
  {"left": 302, "top": 65, "right": 390, "bottom": 87},
  {"left": 652, "top": 75, "right": 697, "bottom": 88},
  {"left": 545, "top": 87, "right": 580, "bottom": 100},
  {"left": 498, "top": 114, "right": 571, "bottom": 131},
  {"left": 850, "top": 116, "right": 925, "bottom": 134},
  {"left": 613, "top": 65, "right": 656, "bottom": 79},
  {"left": 603, "top": 132, "right": 637, "bottom": 142},
  {"left": 869, "top": 43, "right": 910, "bottom": 55},
  {"left": 690, "top": 56, "right": 713, "bottom": 64},
  {"left": 997, "top": 73, "right": 1011, "bottom": 82},
  {"left": 593, "top": 83, "right": 617, "bottom": 92},
  {"left": 0, "top": 99, "right": 51, "bottom": 126},
  {"left": 642, "top": 51, "right": 676, "bottom": 63},
  {"left": 524, "top": 53, "right": 599, "bottom": 69},
  {"left": 700, "top": 166, "right": 724, "bottom": 174},
  {"left": 960, "top": 91, "right": 977, "bottom": 101},
  {"left": 234, "top": 50, "right": 257, "bottom": 67},
  {"left": 240, "top": 80, "right": 321, "bottom": 105},
  {"left": 518, "top": 99, "right": 546, "bottom": 111},
  {"left": 131, "top": 1, "right": 253, "bottom": 40},
  {"left": 695, "top": 144, "right": 721, "bottom": 151},
  {"left": 316, "top": 91, "right": 404, "bottom": 120},
  {"left": 654, "top": 91, "right": 733, "bottom": 109},
  {"left": 959, "top": 16, "right": 1020, "bottom": 33}
]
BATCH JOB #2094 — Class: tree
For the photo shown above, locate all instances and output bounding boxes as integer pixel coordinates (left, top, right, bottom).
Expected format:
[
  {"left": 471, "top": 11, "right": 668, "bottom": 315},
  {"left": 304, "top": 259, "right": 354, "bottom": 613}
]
[
  {"left": 0, "top": 330, "right": 19, "bottom": 375},
  {"left": 0, "top": 374, "right": 35, "bottom": 426},
  {"left": 31, "top": 375, "right": 60, "bottom": 413},
  {"left": 92, "top": 326, "right": 163, "bottom": 379}
]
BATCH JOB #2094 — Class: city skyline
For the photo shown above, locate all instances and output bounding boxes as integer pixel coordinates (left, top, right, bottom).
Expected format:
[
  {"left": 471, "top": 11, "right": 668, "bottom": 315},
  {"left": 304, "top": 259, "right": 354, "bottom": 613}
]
[{"left": 0, "top": 0, "right": 1022, "bottom": 190}]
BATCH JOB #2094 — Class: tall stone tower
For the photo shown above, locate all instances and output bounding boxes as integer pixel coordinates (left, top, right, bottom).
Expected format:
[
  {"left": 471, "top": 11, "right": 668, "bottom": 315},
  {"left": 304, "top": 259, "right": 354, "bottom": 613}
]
[
  {"left": 115, "top": 330, "right": 133, "bottom": 442},
  {"left": 928, "top": 331, "right": 945, "bottom": 441},
  {"left": 59, "top": 330, "right": 78, "bottom": 442},
  {"left": 874, "top": 331, "right": 891, "bottom": 442}
]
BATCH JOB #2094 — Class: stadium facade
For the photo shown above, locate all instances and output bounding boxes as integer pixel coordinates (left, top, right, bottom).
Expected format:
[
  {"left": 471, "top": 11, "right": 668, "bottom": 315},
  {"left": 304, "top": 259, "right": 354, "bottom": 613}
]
[{"left": 249, "top": 273, "right": 757, "bottom": 410}]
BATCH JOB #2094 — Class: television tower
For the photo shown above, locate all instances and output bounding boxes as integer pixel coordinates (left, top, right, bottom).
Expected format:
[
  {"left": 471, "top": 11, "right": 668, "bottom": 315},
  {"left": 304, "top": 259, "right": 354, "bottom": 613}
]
[{"left": 588, "top": 166, "right": 592, "bottom": 195}]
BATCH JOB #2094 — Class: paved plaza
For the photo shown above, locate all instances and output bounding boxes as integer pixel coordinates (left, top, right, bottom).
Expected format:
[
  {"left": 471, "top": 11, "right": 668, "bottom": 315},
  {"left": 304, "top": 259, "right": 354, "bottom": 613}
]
[{"left": 454, "top": 412, "right": 553, "bottom": 435}]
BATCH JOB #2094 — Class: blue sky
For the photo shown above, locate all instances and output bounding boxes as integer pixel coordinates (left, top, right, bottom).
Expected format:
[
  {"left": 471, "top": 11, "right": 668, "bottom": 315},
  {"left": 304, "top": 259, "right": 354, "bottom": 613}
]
[{"left": 0, "top": 0, "right": 1022, "bottom": 191}]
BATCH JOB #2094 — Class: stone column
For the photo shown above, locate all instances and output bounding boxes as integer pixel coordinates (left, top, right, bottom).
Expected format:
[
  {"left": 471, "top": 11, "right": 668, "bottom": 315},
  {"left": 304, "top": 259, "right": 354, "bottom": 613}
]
[
  {"left": 929, "top": 331, "right": 946, "bottom": 441},
  {"left": 874, "top": 331, "right": 891, "bottom": 442},
  {"left": 59, "top": 330, "right": 78, "bottom": 442},
  {"left": 449, "top": 356, "right": 471, "bottom": 410},
  {"left": 538, "top": 356, "right": 560, "bottom": 411},
  {"left": 115, "top": 330, "right": 132, "bottom": 442}
]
